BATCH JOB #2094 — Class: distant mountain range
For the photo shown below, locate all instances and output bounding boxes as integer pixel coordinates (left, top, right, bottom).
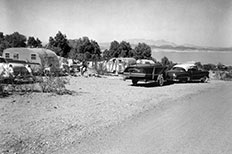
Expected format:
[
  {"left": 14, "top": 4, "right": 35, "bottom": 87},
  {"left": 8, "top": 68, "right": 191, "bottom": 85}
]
[
  {"left": 99, "top": 39, "right": 232, "bottom": 51},
  {"left": 125, "top": 39, "right": 177, "bottom": 47}
]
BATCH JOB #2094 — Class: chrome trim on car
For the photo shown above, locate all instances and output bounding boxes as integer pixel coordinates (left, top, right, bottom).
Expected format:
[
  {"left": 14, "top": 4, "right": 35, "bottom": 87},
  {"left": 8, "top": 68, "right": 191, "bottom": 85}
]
[{"left": 124, "top": 72, "right": 146, "bottom": 77}]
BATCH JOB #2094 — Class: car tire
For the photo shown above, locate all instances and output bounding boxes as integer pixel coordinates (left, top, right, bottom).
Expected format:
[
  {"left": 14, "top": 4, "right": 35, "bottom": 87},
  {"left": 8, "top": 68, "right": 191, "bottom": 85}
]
[
  {"left": 181, "top": 77, "right": 189, "bottom": 83},
  {"left": 132, "top": 79, "right": 138, "bottom": 85},
  {"left": 157, "top": 74, "right": 164, "bottom": 86},
  {"left": 201, "top": 76, "right": 209, "bottom": 83}
]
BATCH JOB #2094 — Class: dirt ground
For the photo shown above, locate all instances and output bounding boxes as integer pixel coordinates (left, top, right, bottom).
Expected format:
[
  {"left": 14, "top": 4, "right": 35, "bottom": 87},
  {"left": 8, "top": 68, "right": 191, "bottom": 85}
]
[{"left": 0, "top": 76, "right": 226, "bottom": 154}]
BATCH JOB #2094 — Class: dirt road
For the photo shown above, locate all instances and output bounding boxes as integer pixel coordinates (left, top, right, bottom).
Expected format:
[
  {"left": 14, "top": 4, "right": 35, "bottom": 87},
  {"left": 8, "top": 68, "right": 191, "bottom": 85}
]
[
  {"left": 67, "top": 80, "right": 232, "bottom": 154},
  {"left": 0, "top": 78, "right": 231, "bottom": 154}
]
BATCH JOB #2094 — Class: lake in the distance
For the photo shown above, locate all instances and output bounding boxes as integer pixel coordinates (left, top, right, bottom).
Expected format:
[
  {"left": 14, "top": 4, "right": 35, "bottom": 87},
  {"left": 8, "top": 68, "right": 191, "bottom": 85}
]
[{"left": 152, "top": 48, "right": 232, "bottom": 66}]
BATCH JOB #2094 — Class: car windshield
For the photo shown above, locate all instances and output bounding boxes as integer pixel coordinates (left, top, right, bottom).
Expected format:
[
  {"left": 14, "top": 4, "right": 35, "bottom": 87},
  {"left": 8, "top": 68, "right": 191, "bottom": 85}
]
[{"left": 172, "top": 67, "right": 186, "bottom": 72}]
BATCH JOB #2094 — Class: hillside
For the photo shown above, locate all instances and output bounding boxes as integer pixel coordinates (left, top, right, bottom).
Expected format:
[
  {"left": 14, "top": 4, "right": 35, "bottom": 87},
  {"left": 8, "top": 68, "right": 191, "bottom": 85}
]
[{"left": 99, "top": 39, "right": 232, "bottom": 51}]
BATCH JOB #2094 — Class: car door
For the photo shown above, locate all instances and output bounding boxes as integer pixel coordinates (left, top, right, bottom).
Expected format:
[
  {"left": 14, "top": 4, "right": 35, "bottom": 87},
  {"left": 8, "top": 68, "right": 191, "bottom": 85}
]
[
  {"left": 152, "top": 66, "right": 163, "bottom": 80},
  {"left": 145, "top": 67, "right": 153, "bottom": 80},
  {"left": 188, "top": 67, "right": 202, "bottom": 80}
]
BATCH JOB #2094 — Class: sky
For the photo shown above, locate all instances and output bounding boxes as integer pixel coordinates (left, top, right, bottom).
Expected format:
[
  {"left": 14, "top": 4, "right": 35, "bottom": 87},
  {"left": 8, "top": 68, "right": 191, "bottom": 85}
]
[{"left": 0, "top": 0, "right": 232, "bottom": 47}]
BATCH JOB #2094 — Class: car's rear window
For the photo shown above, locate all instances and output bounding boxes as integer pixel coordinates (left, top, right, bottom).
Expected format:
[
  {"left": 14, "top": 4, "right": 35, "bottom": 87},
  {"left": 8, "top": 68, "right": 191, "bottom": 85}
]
[{"left": 124, "top": 67, "right": 144, "bottom": 73}]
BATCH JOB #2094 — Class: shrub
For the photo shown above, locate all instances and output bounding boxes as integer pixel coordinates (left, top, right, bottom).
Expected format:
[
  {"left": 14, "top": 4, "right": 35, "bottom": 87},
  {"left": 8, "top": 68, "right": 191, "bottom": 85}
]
[{"left": 37, "top": 76, "right": 72, "bottom": 95}]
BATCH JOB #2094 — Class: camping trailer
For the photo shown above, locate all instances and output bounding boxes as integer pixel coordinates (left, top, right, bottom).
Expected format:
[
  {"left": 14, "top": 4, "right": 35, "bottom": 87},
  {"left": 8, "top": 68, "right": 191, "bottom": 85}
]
[{"left": 3, "top": 48, "right": 59, "bottom": 69}]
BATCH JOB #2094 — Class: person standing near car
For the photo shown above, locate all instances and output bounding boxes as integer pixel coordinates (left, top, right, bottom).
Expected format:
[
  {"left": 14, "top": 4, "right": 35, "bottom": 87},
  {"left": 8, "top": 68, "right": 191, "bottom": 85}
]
[
  {"left": 8, "top": 64, "right": 14, "bottom": 84},
  {"left": 81, "top": 60, "right": 88, "bottom": 76},
  {"left": 8, "top": 65, "right": 14, "bottom": 77},
  {"left": 26, "top": 64, "right": 33, "bottom": 76}
]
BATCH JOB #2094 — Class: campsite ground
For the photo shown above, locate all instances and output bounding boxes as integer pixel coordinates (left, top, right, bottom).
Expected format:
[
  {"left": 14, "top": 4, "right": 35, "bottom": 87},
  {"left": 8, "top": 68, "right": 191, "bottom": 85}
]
[{"left": 0, "top": 77, "right": 231, "bottom": 154}]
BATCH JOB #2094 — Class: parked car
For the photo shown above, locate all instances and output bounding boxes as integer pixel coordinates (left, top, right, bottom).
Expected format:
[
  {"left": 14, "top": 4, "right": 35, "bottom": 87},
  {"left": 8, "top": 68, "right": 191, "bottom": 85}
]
[
  {"left": 0, "top": 57, "right": 34, "bottom": 84},
  {"left": 13, "top": 66, "right": 34, "bottom": 83},
  {"left": 123, "top": 64, "right": 168, "bottom": 86},
  {"left": 166, "top": 63, "right": 209, "bottom": 83}
]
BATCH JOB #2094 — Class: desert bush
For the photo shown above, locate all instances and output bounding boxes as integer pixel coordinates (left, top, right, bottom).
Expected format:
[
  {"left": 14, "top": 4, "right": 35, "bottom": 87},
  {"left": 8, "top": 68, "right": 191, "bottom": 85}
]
[
  {"left": 2, "top": 76, "right": 72, "bottom": 95},
  {"left": 37, "top": 76, "right": 72, "bottom": 95},
  {"left": 0, "top": 84, "right": 6, "bottom": 97},
  {"left": 0, "top": 67, "right": 72, "bottom": 96},
  {"left": 210, "top": 70, "right": 232, "bottom": 81}
]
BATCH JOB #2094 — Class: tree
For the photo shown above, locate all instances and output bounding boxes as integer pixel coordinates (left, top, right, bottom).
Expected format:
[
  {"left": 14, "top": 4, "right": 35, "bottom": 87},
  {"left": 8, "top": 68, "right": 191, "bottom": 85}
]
[
  {"left": 90, "top": 40, "right": 101, "bottom": 60},
  {"left": 133, "top": 43, "right": 152, "bottom": 60},
  {"left": 102, "top": 49, "right": 111, "bottom": 60},
  {"left": 102, "top": 40, "right": 133, "bottom": 59},
  {"left": 48, "top": 31, "right": 70, "bottom": 57},
  {"left": 217, "top": 62, "right": 227, "bottom": 71},
  {"left": 0, "top": 32, "right": 7, "bottom": 55},
  {"left": 202, "top": 64, "right": 217, "bottom": 71},
  {"left": 160, "top": 56, "right": 174, "bottom": 68},
  {"left": 27, "top": 37, "right": 42, "bottom": 48},
  {"left": 27, "top": 37, "right": 36, "bottom": 47},
  {"left": 109, "top": 40, "right": 120, "bottom": 57},
  {"left": 0, "top": 32, "right": 27, "bottom": 55},
  {"left": 0, "top": 32, "right": 4, "bottom": 41},
  {"left": 118, "top": 41, "right": 132, "bottom": 57},
  {"left": 68, "top": 37, "right": 101, "bottom": 61},
  {"left": 195, "top": 62, "right": 203, "bottom": 69},
  {"left": 5, "top": 32, "right": 27, "bottom": 47},
  {"left": 36, "top": 38, "right": 42, "bottom": 47},
  {"left": 161, "top": 56, "right": 172, "bottom": 65}
]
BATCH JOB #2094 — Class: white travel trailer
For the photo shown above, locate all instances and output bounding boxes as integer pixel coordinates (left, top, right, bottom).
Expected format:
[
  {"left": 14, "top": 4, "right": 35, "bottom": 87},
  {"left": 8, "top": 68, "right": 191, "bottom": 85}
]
[{"left": 2, "top": 48, "right": 59, "bottom": 69}]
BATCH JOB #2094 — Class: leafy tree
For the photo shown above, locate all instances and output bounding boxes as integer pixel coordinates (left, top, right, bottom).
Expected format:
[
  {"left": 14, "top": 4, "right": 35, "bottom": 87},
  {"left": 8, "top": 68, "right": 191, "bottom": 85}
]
[
  {"left": 202, "top": 64, "right": 217, "bottom": 71},
  {"left": 27, "top": 36, "right": 36, "bottom": 47},
  {"left": 118, "top": 41, "right": 132, "bottom": 57},
  {"left": 48, "top": 31, "right": 71, "bottom": 57},
  {"left": 195, "top": 62, "right": 203, "bottom": 69},
  {"left": 133, "top": 43, "right": 152, "bottom": 60},
  {"left": 160, "top": 56, "right": 175, "bottom": 68},
  {"left": 0, "top": 32, "right": 7, "bottom": 55},
  {"left": 0, "top": 32, "right": 27, "bottom": 55},
  {"left": 90, "top": 40, "right": 101, "bottom": 60},
  {"left": 0, "top": 40, "right": 10, "bottom": 56},
  {"left": 36, "top": 38, "right": 42, "bottom": 47},
  {"left": 4, "top": 32, "right": 27, "bottom": 47},
  {"left": 102, "top": 40, "right": 133, "bottom": 59},
  {"left": 27, "top": 36, "right": 42, "bottom": 48},
  {"left": 68, "top": 37, "right": 101, "bottom": 61},
  {"left": 217, "top": 62, "right": 227, "bottom": 71},
  {"left": 102, "top": 49, "right": 111, "bottom": 60},
  {"left": 0, "top": 32, "right": 4, "bottom": 41},
  {"left": 161, "top": 56, "right": 172, "bottom": 65},
  {"left": 109, "top": 40, "right": 120, "bottom": 57}
]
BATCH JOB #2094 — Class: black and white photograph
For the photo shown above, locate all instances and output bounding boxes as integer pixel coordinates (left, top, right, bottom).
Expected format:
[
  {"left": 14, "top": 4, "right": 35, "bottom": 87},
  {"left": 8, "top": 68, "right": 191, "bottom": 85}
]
[{"left": 0, "top": 0, "right": 232, "bottom": 153}]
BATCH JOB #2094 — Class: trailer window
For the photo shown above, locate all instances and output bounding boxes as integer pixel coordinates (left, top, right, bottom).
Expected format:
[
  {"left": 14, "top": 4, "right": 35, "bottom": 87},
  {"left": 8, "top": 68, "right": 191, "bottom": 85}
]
[
  {"left": 5, "top": 53, "right": 10, "bottom": 59},
  {"left": 31, "top": 54, "right": 36, "bottom": 60},
  {"left": 13, "top": 53, "right": 19, "bottom": 60}
]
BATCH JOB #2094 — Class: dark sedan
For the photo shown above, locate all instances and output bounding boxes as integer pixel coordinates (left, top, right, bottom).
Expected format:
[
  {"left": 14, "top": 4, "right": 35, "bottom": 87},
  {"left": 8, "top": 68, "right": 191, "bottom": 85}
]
[
  {"left": 166, "top": 63, "right": 209, "bottom": 83},
  {"left": 123, "top": 64, "right": 167, "bottom": 86}
]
